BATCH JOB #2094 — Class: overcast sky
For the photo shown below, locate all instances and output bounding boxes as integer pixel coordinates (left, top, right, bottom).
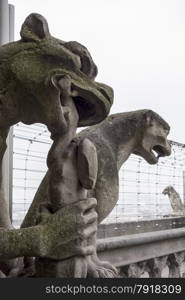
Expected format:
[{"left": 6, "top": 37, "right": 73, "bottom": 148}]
[{"left": 10, "top": 0, "right": 185, "bottom": 143}]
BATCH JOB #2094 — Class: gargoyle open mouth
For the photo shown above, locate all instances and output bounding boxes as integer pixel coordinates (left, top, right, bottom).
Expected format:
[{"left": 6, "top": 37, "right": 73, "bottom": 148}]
[
  {"left": 52, "top": 70, "right": 114, "bottom": 127},
  {"left": 150, "top": 144, "right": 171, "bottom": 163},
  {"left": 69, "top": 76, "right": 114, "bottom": 127},
  {"left": 72, "top": 88, "right": 112, "bottom": 127}
]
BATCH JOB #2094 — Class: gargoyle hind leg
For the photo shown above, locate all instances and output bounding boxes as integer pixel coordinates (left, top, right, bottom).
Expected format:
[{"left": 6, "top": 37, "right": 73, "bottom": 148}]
[
  {"left": 87, "top": 234, "right": 118, "bottom": 278},
  {"left": 77, "top": 138, "right": 118, "bottom": 278}
]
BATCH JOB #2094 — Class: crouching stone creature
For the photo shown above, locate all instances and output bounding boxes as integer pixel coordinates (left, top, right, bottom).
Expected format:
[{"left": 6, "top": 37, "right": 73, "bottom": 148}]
[
  {"left": 23, "top": 109, "right": 171, "bottom": 277},
  {"left": 162, "top": 186, "right": 185, "bottom": 215}
]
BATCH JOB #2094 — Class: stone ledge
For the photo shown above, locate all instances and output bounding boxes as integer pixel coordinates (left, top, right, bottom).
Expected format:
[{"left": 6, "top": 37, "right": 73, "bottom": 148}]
[
  {"left": 98, "top": 217, "right": 185, "bottom": 238},
  {"left": 97, "top": 227, "right": 185, "bottom": 267}
]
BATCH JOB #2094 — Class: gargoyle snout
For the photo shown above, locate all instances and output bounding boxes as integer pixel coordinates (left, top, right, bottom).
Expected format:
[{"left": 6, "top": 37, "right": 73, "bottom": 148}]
[
  {"left": 165, "top": 141, "right": 171, "bottom": 156},
  {"left": 162, "top": 186, "right": 172, "bottom": 195},
  {"left": 162, "top": 189, "right": 168, "bottom": 195}
]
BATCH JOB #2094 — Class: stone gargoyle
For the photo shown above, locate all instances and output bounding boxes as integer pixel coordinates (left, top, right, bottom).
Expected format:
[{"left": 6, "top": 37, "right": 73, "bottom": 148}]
[
  {"left": 22, "top": 109, "right": 171, "bottom": 277},
  {"left": 0, "top": 13, "right": 113, "bottom": 277},
  {"left": 163, "top": 186, "right": 185, "bottom": 215}
]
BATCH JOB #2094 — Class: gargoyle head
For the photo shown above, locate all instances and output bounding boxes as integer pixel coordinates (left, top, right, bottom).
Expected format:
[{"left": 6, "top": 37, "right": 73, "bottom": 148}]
[
  {"left": 162, "top": 186, "right": 174, "bottom": 196},
  {"left": 0, "top": 13, "right": 113, "bottom": 134},
  {"left": 133, "top": 110, "right": 171, "bottom": 164}
]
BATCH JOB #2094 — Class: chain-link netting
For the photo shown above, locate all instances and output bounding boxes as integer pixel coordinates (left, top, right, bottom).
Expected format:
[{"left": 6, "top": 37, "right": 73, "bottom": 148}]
[{"left": 12, "top": 124, "right": 185, "bottom": 227}]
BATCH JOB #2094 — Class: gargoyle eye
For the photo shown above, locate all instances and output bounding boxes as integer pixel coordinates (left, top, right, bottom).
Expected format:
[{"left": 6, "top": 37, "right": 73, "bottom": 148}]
[
  {"left": 165, "top": 128, "right": 170, "bottom": 135},
  {"left": 79, "top": 57, "right": 98, "bottom": 80},
  {"left": 64, "top": 41, "right": 98, "bottom": 80}
]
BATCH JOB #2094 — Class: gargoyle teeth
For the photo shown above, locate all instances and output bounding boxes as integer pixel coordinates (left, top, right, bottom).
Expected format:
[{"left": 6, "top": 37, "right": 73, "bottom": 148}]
[
  {"left": 152, "top": 145, "right": 166, "bottom": 158},
  {"left": 71, "top": 90, "right": 79, "bottom": 97},
  {"left": 151, "top": 149, "right": 159, "bottom": 158}
]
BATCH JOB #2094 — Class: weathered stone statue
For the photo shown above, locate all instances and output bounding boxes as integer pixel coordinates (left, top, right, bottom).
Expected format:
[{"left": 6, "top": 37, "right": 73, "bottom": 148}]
[
  {"left": 0, "top": 13, "right": 113, "bottom": 277},
  {"left": 163, "top": 186, "right": 185, "bottom": 215},
  {"left": 23, "top": 109, "right": 171, "bottom": 277},
  {"left": 0, "top": 13, "right": 171, "bottom": 278}
]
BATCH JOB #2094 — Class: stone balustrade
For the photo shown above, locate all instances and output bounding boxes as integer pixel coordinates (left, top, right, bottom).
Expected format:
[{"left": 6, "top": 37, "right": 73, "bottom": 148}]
[{"left": 97, "top": 227, "right": 185, "bottom": 277}]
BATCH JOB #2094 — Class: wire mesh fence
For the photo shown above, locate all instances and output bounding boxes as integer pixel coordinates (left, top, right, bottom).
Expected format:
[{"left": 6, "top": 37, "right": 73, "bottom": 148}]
[
  {"left": 13, "top": 123, "right": 50, "bottom": 226},
  {"left": 104, "top": 141, "right": 185, "bottom": 224},
  {"left": 12, "top": 123, "right": 185, "bottom": 228}
]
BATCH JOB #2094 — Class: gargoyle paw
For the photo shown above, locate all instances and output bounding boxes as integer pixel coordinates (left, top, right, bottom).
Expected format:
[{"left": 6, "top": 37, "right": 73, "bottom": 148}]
[{"left": 87, "top": 256, "right": 118, "bottom": 278}]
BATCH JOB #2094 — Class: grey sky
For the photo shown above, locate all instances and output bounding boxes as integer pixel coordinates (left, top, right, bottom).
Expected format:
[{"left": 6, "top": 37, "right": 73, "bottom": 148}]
[{"left": 10, "top": 0, "right": 185, "bottom": 143}]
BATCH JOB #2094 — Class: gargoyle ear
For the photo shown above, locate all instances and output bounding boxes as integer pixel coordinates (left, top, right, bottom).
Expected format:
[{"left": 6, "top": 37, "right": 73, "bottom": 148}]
[
  {"left": 143, "top": 110, "right": 154, "bottom": 126},
  {"left": 50, "top": 74, "right": 71, "bottom": 91},
  {"left": 20, "top": 13, "right": 50, "bottom": 42}
]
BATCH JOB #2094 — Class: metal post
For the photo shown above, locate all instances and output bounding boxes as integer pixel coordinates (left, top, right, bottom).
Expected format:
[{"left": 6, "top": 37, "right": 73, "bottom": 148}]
[
  {"left": 0, "top": 0, "right": 9, "bottom": 44},
  {"left": 183, "top": 171, "right": 185, "bottom": 205},
  {"left": 9, "top": 4, "right": 14, "bottom": 42},
  {"left": 0, "top": 0, "right": 14, "bottom": 220},
  {"left": 7, "top": 4, "right": 14, "bottom": 220}
]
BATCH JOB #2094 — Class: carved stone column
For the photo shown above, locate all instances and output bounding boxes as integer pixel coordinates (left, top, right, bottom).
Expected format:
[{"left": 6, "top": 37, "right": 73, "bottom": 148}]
[
  {"left": 168, "top": 252, "right": 185, "bottom": 278},
  {"left": 147, "top": 256, "right": 168, "bottom": 278},
  {"left": 120, "top": 262, "right": 147, "bottom": 278}
]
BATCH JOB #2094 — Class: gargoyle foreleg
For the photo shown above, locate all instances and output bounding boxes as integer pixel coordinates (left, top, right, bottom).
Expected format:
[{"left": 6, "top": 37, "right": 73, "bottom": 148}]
[{"left": 0, "top": 201, "right": 97, "bottom": 261}]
